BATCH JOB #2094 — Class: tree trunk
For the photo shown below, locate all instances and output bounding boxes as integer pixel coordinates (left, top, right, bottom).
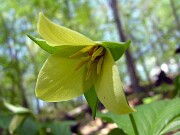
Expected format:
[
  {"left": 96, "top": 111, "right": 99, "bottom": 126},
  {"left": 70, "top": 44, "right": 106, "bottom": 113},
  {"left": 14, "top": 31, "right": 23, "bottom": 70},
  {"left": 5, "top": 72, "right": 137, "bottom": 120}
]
[
  {"left": 140, "top": 55, "right": 152, "bottom": 84},
  {"left": 169, "top": 0, "right": 180, "bottom": 70},
  {"left": 14, "top": 57, "right": 29, "bottom": 108},
  {"left": 110, "top": 0, "right": 141, "bottom": 92}
]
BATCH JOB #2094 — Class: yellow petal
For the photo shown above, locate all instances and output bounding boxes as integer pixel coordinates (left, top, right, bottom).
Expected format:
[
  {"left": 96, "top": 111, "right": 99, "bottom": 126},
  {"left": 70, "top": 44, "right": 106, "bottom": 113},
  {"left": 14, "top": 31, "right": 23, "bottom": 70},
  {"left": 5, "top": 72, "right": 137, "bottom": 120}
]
[
  {"left": 93, "top": 49, "right": 135, "bottom": 114},
  {"left": 38, "top": 13, "right": 95, "bottom": 46},
  {"left": 36, "top": 50, "right": 92, "bottom": 101}
]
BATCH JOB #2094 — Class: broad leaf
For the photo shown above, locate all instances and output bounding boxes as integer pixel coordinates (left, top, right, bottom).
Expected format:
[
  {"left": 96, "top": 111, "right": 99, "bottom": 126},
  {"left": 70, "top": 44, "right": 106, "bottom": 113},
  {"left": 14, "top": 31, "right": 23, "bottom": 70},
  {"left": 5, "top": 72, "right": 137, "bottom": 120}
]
[
  {"left": 98, "top": 98, "right": 180, "bottom": 135},
  {"left": 4, "top": 101, "right": 31, "bottom": 114},
  {"left": 84, "top": 87, "right": 98, "bottom": 119},
  {"left": 160, "top": 117, "right": 180, "bottom": 134},
  {"left": 16, "top": 117, "right": 38, "bottom": 135},
  {"left": 100, "top": 40, "right": 130, "bottom": 61},
  {"left": 27, "top": 35, "right": 58, "bottom": 54},
  {"left": 46, "top": 121, "right": 76, "bottom": 135},
  {"left": 0, "top": 114, "right": 13, "bottom": 130},
  {"left": 9, "top": 115, "right": 28, "bottom": 134},
  {"left": 108, "top": 128, "right": 127, "bottom": 135}
]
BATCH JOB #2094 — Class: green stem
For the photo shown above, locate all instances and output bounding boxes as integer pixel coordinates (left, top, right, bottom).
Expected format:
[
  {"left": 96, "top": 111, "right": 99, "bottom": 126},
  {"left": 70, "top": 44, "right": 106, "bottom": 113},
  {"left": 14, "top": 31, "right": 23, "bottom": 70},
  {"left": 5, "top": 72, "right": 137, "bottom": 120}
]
[{"left": 129, "top": 113, "right": 138, "bottom": 135}]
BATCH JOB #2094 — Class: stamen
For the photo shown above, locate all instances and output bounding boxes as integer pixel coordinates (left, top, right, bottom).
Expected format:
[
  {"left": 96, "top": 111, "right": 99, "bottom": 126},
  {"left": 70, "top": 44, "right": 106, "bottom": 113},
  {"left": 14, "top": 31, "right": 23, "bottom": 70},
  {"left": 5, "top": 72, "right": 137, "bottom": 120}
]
[
  {"left": 81, "top": 46, "right": 94, "bottom": 52},
  {"left": 69, "top": 46, "right": 93, "bottom": 58},
  {"left": 75, "top": 58, "right": 89, "bottom": 71},
  {"left": 91, "top": 47, "right": 104, "bottom": 61},
  {"left": 97, "top": 56, "right": 104, "bottom": 74},
  {"left": 88, "top": 46, "right": 98, "bottom": 55},
  {"left": 81, "top": 56, "right": 91, "bottom": 60},
  {"left": 93, "top": 46, "right": 99, "bottom": 52},
  {"left": 86, "top": 59, "right": 94, "bottom": 80},
  {"left": 87, "top": 59, "right": 93, "bottom": 69},
  {"left": 69, "top": 51, "right": 82, "bottom": 58},
  {"left": 86, "top": 62, "right": 94, "bottom": 80}
]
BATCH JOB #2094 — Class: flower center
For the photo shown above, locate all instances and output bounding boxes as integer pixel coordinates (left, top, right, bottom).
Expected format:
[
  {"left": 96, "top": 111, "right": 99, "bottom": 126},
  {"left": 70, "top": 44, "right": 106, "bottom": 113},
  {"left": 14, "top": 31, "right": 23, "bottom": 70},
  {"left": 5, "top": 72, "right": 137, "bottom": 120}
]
[{"left": 69, "top": 45, "right": 105, "bottom": 80}]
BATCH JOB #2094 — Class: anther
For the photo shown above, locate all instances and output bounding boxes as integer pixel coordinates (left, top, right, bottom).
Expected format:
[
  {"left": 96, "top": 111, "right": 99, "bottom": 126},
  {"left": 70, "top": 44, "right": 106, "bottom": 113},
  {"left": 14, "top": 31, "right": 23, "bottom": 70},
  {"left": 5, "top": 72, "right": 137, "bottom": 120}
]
[
  {"left": 75, "top": 58, "right": 89, "bottom": 71},
  {"left": 86, "top": 62, "right": 94, "bottom": 80},
  {"left": 69, "top": 46, "right": 93, "bottom": 58},
  {"left": 91, "top": 47, "right": 104, "bottom": 61},
  {"left": 97, "top": 56, "right": 104, "bottom": 74}
]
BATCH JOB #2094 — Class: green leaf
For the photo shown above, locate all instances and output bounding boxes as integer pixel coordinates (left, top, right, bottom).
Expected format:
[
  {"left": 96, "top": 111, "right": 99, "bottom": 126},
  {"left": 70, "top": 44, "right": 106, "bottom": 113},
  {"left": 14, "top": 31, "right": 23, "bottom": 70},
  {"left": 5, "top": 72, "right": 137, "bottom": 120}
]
[
  {"left": 160, "top": 117, "right": 180, "bottom": 134},
  {"left": 16, "top": 117, "right": 38, "bottom": 135},
  {"left": 0, "top": 114, "right": 13, "bottom": 130},
  {"left": 9, "top": 115, "right": 27, "bottom": 134},
  {"left": 84, "top": 87, "right": 98, "bottom": 119},
  {"left": 4, "top": 101, "right": 31, "bottom": 114},
  {"left": 100, "top": 40, "right": 130, "bottom": 61},
  {"left": 27, "top": 35, "right": 58, "bottom": 54},
  {"left": 97, "top": 98, "right": 180, "bottom": 135},
  {"left": 47, "top": 121, "right": 76, "bottom": 135},
  {"left": 108, "top": 128, "right": 127, "bottom": 135}
]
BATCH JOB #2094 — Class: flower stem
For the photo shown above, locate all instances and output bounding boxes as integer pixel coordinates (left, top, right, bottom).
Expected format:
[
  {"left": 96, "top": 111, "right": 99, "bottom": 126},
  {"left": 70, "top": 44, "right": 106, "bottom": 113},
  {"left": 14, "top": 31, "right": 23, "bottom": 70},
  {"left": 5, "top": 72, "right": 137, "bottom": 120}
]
[{"left": 129, "top": 113, "right": 138, "bottom": 135}]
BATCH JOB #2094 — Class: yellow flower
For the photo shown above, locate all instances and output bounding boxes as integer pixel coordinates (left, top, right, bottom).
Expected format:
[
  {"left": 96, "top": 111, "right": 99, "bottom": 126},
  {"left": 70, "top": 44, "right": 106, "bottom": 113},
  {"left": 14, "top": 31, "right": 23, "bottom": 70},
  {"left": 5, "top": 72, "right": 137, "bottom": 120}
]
[{"left": 34, "top": 13, "right": 134, "bottom": 114}]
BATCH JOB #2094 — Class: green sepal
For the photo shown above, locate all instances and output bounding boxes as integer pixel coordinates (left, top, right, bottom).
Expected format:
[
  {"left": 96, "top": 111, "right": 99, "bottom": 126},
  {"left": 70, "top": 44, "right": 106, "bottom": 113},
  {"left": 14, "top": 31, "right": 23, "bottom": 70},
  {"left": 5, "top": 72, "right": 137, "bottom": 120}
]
[
  {"left": 27, "top": 35, "right": 58, "bottom": 54},
  {"left": 100, "top": 40, "right": 131, "bottom": 61},
  {"left": 84, "top": 87, "right": 98, "bottom": 119}
]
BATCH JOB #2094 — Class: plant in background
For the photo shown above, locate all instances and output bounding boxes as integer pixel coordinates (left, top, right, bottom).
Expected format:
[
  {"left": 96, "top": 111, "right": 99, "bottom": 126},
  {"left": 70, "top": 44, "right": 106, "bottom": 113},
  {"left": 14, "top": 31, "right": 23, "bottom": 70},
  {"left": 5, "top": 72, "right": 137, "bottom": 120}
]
[{"left": 3, "top": 101, "right": 76, "bottom": 135}]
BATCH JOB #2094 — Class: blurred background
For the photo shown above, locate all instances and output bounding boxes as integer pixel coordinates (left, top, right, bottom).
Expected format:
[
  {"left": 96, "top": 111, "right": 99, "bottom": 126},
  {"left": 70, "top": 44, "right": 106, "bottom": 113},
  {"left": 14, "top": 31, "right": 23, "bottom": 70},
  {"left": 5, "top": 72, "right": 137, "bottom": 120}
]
[{"left": 0, "top": 0, "right": 180, "bottom": 134}]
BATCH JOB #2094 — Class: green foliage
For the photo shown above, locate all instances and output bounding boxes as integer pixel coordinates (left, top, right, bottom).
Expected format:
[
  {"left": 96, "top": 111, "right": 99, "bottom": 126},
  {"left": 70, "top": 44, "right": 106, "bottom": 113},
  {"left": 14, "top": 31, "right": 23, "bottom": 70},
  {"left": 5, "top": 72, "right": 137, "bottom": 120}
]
[
  {"left": 16, "top": 117, "right": 38, "bottom": 135},
  {"left": 0, "top": 114, "right": 12, "bottom": 130},
  {"left": 46, "top": 121, "right": 76, "bottom": 135},
  {"left": 98, "top": 98, "right": 180, "bottom": 135},
  {"left": 4, "top": 101, "right": 32, "bottom": 134},
  {"left": 108, "top": 128, "right": 127, "bottom": 135},
  {"left": 9, "top": 115, "right": 28, "bottom": 134},
  {"left": 3, "top": 102, "right": 76, "bottom": 135},
  {"left": 4, "top": 101, "right": 31, "bottom": 114},
  {"left": 142, "top": 94, "right": 162, "bottom": 104},
  {"left": 160, "top": 117, "right": 180, "bottom": 135}
]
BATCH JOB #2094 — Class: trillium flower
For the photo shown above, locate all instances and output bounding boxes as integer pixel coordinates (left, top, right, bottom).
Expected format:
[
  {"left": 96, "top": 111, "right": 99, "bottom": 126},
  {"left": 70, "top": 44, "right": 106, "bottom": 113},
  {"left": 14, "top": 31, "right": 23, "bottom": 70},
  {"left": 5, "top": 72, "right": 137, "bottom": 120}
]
[{"left": 29, "top": 13, "right": 135, "bottom": 114}]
